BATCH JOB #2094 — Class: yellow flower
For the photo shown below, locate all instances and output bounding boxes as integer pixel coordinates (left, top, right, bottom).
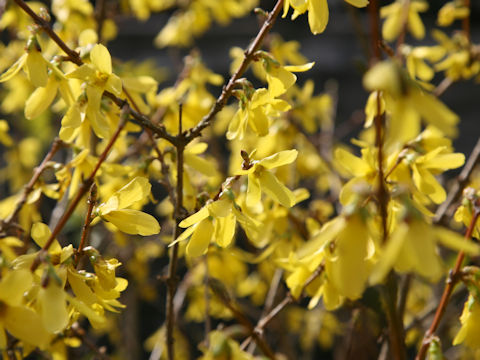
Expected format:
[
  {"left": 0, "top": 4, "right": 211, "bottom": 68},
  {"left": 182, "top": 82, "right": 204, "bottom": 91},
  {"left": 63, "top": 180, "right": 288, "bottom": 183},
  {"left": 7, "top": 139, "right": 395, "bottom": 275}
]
[
  {"left": 453, "top": 296, "right": 480, "bottom": 349},
  {"left": 227, "top": 88, "right": 290, "bottom": 140},
  {"left": 363, "top": 60, "right": 459, "bottom": 139},
  {"left": 371, "top": 208, "right": 479, "bottom": 284},
  {"left": 437, "top": 2, "right": 470, "bottom": 27},
  {"left": 67, "top": 44, "right": 122, "bottom": 138},
  {"left": 260, "top": 54, "right": 314, "bottom": 97},
  {"left": 0, "top": 120, "right": 13, "bottom": 146},
  {"left": 96, "top": 177, "right": 160, "bottom": 236},
  {"left": 172, "top": 197, "right": 258, "bottom": 257},
  {"left": 237, "top": 150, "right": 298, "bottom": 208},
  {"left": 283, "top": 0, "right": 369, "bottom": 35},
  {"left": 381, "top": 0, "right": 428, "bottom": 42},
  {"left": 0, "top": 268, "right": 51, "bottom": 349}
]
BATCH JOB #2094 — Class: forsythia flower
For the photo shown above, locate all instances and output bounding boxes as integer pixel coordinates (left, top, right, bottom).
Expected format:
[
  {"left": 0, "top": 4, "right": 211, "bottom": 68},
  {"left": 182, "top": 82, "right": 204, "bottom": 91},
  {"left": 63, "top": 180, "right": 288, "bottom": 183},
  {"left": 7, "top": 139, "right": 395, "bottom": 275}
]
[
  {"left": 0, "top": 269, "right": 51, "bottom": 349},
  {"left": 453, "top": 296, "right": 480, "bottom": 349},
  {"left": 381, "top": 0, "right": 428, "bottom": 42},
  {"left": 437, "top": 1, "right": 470, "bottom": 27},
  {"left": 237, "top": 150, "right": 298, "bottom": 208},
  {"left": 67, "top": 44, "right": 122, "bottom": 138},
  {"left": 363, "top": 60, "right": 459, "bottom": 139},
  {"left": 371, "top": 216, "right": 479, "bottom": 283},
  {"left": 283, "top": 0, "right": 369, "bottom": 35},
  {"left": 227, "top": 88, "right": 290, "bottom": 140},
  {"left": 95, "top": 177, "right": 160, "bottom": 235},
  {"left": 173, "top": 196, "right": 259, "bottom": 257}
]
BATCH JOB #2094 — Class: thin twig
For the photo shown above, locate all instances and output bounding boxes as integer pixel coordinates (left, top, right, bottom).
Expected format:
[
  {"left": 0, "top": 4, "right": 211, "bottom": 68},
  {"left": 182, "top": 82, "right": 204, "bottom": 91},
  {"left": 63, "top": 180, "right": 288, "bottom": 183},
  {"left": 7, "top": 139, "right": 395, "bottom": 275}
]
[
  {"left": 434, "top": 137, "right": 480, "bottom": 225},
  {"left": 416, "top": 206, "right": 480, "bottom": 360},
  {"left": 166, "top": 104, "right": 186, "bottom": 360},
  {"left": 241, "top": 264, "right": 325, "bottom": 351},
  {"left": 208, "top": 279, "right": 277, "bottom": 359},
  {"left": 95, "top": 0, "right": 108, "bottom": 44},
  {"left": 75, "top": 183, "right": 97, "bottom": 266},
  {"left": 1, "top": 138, "right": 66, "bottom": 231}
]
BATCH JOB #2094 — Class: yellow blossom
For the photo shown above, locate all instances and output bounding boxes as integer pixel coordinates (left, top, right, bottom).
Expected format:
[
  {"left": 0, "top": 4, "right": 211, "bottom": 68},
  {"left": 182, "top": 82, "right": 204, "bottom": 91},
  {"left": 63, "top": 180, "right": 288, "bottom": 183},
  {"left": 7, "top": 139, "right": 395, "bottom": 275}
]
[
  {"left": 95, "top": 177, "right": 160, "bottom": 236},
  {"left": 381, "top": 0, "right": 428, "bottom": 42},
  {"left": 67, "top": 44, "right": 122, "bottom": 138},
  {"left": 283, "top": 0, "right": 369, "bottom": 35},
  {"left": 237, "top": 150, "right": 298, "bottom": 208}
]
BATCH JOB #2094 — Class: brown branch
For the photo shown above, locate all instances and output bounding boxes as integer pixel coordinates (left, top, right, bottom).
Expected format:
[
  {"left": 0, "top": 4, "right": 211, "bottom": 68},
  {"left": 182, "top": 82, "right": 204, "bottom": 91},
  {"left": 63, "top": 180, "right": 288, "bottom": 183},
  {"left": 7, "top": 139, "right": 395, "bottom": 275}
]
[
  {"left": 241, "top": 264, "right": 325, "bottom": 351},
  {"left": 1, "top": 138, "right": 66, "bottom": 231},
  {"left": 95, "top": 0, "right": 108, "bottom": 44},
  {"left": 434, "top": 137, "right": 480, "bottom": 225},
  {"left": 30, "top": 106, "right": 129, "bottom": 271},
  {"left": 184, "top": 0, "right": 284, "bottom": 141},
  {"left": 416, "top": 206, "right": 480, "bottom": 360},
  {"left": 208, "top": 278, "right": 277, "bottom": 360},
  {"left": 75, "top": 183, "right": 97, "bottom": 266},
  {"left": 166, "top": 104, "right": 186, "bottom": 360}
]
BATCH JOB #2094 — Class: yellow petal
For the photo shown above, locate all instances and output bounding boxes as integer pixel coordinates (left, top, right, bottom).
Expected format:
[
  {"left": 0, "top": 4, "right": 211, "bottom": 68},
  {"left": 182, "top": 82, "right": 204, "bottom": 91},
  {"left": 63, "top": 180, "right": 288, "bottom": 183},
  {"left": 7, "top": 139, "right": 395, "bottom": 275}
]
[
  {"left": 186, "top": 218, "right": 214, "bottom": 257},
  {"left": 103, "top": 209, "right": 160, "bottom": 235},
  {"left": 38, "top": 283, "right": 69, "bottom": 333},
  {"left": 0, "top": 54, "right": 27, "bottom": 83},
  {"left": 259, "top": 149, "right": 298, "bottom": 169},
  {"left": 308, "top": 0, "right": 329, "bottom": 35},
  {"left": 31, "top": 222, "right": 62, "bottom": 253},
  {"left": 283, "top": 62, "right": 315, "bottom": 72},
  {"left": 26, "top": 49, "right": 48, "bottom": 87},
  {"left": 115, "top": 177, "right": 151, "bottom": 209},
  {"left": 179, "top": 206, "right": 209, "bottom": 228},
  {"left": 25, "top": 76, "right": 59, "bottom": 119},
  {"left": 90, "top": 44, "right": 112, "bottom": 74},
  {"left": 370, "top": 223, "right": 408, "bottom": 284},
  {"left": 208, "top": 199, "right": 231, "bottom": 218},
  {"left": 106, "top": 74, "right": 122, "bottom": 96},
  {"left": 259, "top": 170, "right": 295, "bottom": 207},
  {"left": 334, "top": 148, "right": 369, "bottom": 176},
  {"left": 344, "top": 0, "right": 369, "bottom": 7},
  {"left": 266, "top": 65, "right": 297, "bottom": 97},
  {"left": 215, "top": 213, "right": 236, "bottom": 248},
  {"left": 86, "top": 85, "right": 110, "bottom": 139},
  {"left": 4, "top": 306, "right": 51, "bottom": 349},
  {"left": 246, "top": 173, "right": 262, "bottom": 208},
  {"left": 0, "top": 269, "right": 33, "bottom": 306},
  {"left": 435, "top": 227, "right": 480, "bottom": 255},
  {"left": 407, "top": 8, "right": 425, "bottom": 39}
]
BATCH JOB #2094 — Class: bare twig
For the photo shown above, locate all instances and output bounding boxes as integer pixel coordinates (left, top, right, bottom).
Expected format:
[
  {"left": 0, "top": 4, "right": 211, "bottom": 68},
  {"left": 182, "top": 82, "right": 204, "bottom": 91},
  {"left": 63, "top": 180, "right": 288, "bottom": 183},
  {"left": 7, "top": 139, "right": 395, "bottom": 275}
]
[
  {"left": 166, "top": 104, "right": 186, "bottom": 360},
  {"left": 434, "top": 137, "right": 480, "bottom": 225},
  {"left": 241, "top": 264, "right": 325, "bottom": 351},
  {"left": 1, "top": 138, "right": 66, "bottom": 231},
  {"left": 75, "top": 183, "right": 97, "bottom": 266}
]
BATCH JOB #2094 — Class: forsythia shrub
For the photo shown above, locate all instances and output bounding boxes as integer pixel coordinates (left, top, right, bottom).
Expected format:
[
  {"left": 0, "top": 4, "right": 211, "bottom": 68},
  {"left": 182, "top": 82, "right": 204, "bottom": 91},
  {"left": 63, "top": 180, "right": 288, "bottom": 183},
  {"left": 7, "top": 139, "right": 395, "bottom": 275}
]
[{"left": 0, "top": 0, "right": 479, "bottom": 359}]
